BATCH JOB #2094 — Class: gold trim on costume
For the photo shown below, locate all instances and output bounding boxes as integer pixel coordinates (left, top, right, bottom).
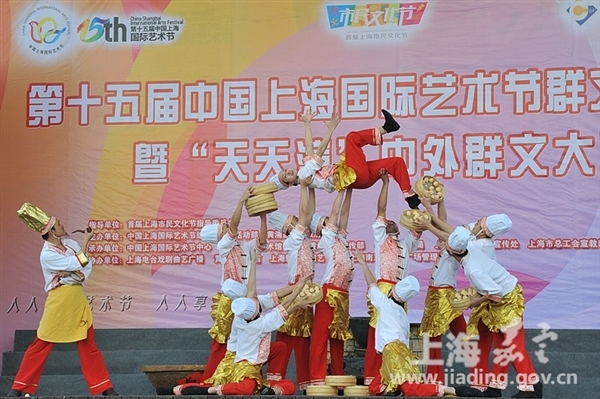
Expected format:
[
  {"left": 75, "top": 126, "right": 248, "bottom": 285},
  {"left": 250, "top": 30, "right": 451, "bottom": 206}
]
[
  {"left": 227, "top": 361, "right": 263, "bottom": 389},
  {"left": 325, "top": 288, "right": 353, "bottom": 341},
  {"left": 204, "top": 350, "right": 236, "bottom": 386},
  {"left": 333, "top": 155, "right": 357, "bottom": 191},
  {"left": 208, "top": 292, "right": 234, "bottom": 344},
  {"left": 419, "top": 286, "right": 463, "bottom": 337},
  {"left": 277, "top": 306, "right": 312, "bottom": 337},
  {"left": 380, "top": 341, "right": 421, "bottom": 392},
  {"left": 467, "top": 284, "right": 524, "bottom": 336},
  {"left": 367, "top": 281, "right": 395, "bottom": 328}
]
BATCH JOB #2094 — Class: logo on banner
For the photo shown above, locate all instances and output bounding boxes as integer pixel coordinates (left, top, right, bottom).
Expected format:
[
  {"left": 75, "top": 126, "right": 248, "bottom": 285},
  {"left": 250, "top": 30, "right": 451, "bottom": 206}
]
[
  {"left": 325, "top": 2, "right": 427, "bottom": 42},
  {"left": 21, "top": 5, "right": 71, "bottom": 57},
  {"left": 566, "top": 0, "right": 597, "bottom": 26},
  {"left": 77, "top": 15, "right": 184, "bottom": 44}
]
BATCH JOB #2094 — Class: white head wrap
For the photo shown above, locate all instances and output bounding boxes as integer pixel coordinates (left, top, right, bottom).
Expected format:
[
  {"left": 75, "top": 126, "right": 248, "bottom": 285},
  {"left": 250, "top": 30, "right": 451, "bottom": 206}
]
[
  {"left": 200, "top": 223, "right": 226, "bottom": 244},
  {"left": 392, "top": 275, "right": 420, "bottom": 303},
  {"left": 310, "top": 213, "right": 327, "bottom": 236},
  {"left": 231, "top": 297, "right": 259, "bottom": 320},
  {"left": 221, "top": 279, "right": 247, "bottom": 300},
  {"left": 483, "top": 214, "right": 512, "bottom": 237},
  {"left": 268, "top": 211, "right": 294, "bottom": 234},
  {"left": 447, "top": 226, "right": 471, "bottom": 253}
]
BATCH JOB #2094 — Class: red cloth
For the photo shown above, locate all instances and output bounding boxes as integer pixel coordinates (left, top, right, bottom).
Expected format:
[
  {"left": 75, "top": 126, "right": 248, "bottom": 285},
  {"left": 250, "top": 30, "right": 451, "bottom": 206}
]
[
  {"left": 368, "top": 377, "right": 440, "bottom": 396},
  {"left": 274, "top": 332, "right": 310, "bottom": 389},
  {"left": 424, "top": 315, "right": 467, "bottom": 384},
  {"left": 491, "top": 323, "right": 537, "bottom": 387},
  {"left": 345, "top": 128, "right": 412, "bottom": 193},
  {"left": 202, "top": 339, "right": 227, "bottom": 382},
  {"left": 219, "top": 377, "right": 296, "bottom": 395},
  {"left": 364, "top": 325, "right": 382, "bottom": 385},
  {"left": 308, "top": 286, "right": 346, "bottom": 384},
  {"left": 11, "top": 326, "right": 112, "bottom": 395},
  {"left": 265, "top": 341, "right": 289, "bottom": 380}
]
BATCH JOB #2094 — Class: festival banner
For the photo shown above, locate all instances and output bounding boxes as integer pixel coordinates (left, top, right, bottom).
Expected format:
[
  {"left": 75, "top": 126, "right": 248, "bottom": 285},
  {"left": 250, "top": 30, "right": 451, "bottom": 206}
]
[{"left": 1, "top": 0, "right": 599, "bottom": 370}]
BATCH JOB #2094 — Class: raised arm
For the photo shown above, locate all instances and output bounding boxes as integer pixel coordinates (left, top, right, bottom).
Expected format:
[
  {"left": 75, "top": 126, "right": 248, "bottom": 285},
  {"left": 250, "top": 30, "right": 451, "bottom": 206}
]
[
  {"left": 437, "top": 195, "right": 447, "bottom": 223},
  {"left": 338, "top": 188, "right": 352, "bottom": 232},
  {"left": 246, "top": 248, "right": 259, "bottom": 299},
  {"left": 228, "top": 187, "right": 253, "bottom": 236},
  {"left": 315, "top": 113, "right": 341, "bottom": 158},
  {"left": 279, "top": 274, "right": 310, "bottom": 311},
  {"left": 356, "top": 250, "right": 376, "bottom": 286},
  {"left": 258, "top": 212, "right": 268, "bottom": 248},
  {"left": 301, "top": 109, "right": 318, "bottom": 157},
  {"left": 328, "top": 190, "right": 345, "bottom": 228},
  {"left": 377, "top": 169, "right": 390, "bottom": 219},
  {"left": 297, "top": 177, "right": 313, "bottom": 229}
]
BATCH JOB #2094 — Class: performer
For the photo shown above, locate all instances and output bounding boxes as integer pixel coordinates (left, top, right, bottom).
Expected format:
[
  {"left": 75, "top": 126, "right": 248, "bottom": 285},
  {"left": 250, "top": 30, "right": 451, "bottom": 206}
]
[
  {"left": 270, "top": 109, "right": 341, "bottom": 192},
  {"left": 415, "top": 211, "right": 514, "bottom": 395},
  {"left": 272, "top": 109, "right": 420, "bottom": 209},
  {"left": 267, "top": 177, "right": 315, "bottom": 390},
  {"left": 445, "top": 227, "right": 543, "bottom": 398},
  {"left": 363, "top": 169, "right": 422, "bottom": 385},
  {"left": 356, "top": 251, "right": 483, "bottom": 397},
  {"left": 308, "top": 188, "right": 354, "bottom": 385},
  {"left": 8, "top": 203, "right": 118, "bottom": 397},
  {"left": 415, "top": 196, "right": 467, "bottom": 384},
  {"left": 199, "top": 187, "right": 269, "bottom": 382},
  {"left": 171, "top": 249, "right": 313, "bottom": 396}
]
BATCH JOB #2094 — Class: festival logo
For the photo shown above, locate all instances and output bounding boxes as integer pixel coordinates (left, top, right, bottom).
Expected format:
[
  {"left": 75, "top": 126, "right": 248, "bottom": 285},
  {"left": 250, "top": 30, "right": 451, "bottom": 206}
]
[
  {"left": 20, "top": 5, "right": 71, "bottom": 58},
  {"left": 77, "top": 15, "right": 184, "bottom": 44},
  {"left": 566, "top": 0, "right": 597, "bottom": 26},
  {"left": 325, "top": 2, "right": 428, "bottom": 43}
]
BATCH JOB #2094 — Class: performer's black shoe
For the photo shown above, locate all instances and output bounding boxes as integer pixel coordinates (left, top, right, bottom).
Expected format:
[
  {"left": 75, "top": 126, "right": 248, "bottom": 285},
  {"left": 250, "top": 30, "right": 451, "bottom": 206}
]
[
  {"left": 482, "top": 387, "right": 502, "bottom": 397},
  {"left": 383, "top": 388, "right": 401, "bottom": 396},
  {"left": 406, "top": 193, "right": 421, "bottom": 209},
  {"left": 102, "top": 388, "right": 119, "bottom": 396},
  {"left": 381, "top": 109, "right": 400, "bottom": 133},
  {"left": 181, "top": 386, "right": 210, "bottom": 395},
  {"left": 6, "top": 390, "right": 23, "bottom": 397},
  {"left": 258, "top": 385, "right": 276, "bottom": 395},
  {"left": 533, "top": 381, "right": 543, "bottom": 398},
  {"left": 511, "top": 390, "right": 537, "bottom": 398},
  {"left": 454, "top": 386, "right": 484, "bottom": 397},
  {"left": 155, "top": 387, "right": 173, "bottom": 395}
]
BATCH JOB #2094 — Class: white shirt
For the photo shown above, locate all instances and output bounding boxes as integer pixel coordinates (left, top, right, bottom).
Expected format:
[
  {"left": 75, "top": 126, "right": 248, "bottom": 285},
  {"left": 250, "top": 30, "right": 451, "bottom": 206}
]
[
  {"left": 40, "top": 237, "right": 93, "bottom": 292},
  {"left": 270, "top": 158, "right": 336, "bottom": 193},
  {"left": 430, "top": 244, "right": 460, "bottom": 288},
  {"left": 462, "top": 242, "right": 518, "bottom": 301},
  {"left": 368, "top": 284, "right": 410, "bottom": 352},
  {"left": 217, "top": 233, "right": 264, "bottom": 285},
  {"left": 283, "top": 225, "right": 315, "bottom": 284},
  {"left": 318, "top": 227, "right": 354, "bottom": 289},
  {"left": 373, "top": 218, "right": 419, "bottom": 281},
  {"left": 234, "top": 304, "right": 289, "bottom": 364},
  {"left": 228, "top": 292, "right": 278, "bottom": 352}
]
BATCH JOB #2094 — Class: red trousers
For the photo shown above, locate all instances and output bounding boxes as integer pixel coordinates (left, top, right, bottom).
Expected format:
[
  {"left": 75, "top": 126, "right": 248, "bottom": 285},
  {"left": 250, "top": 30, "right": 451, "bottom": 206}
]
[
  {"left": 274, "top": 331, "right": 311, "bottom": 389},
  {"left": 364, "top": 326, "right": 381, "bottom": 385},
  {"left": 308, "top": 287, "right": 346, "bottom": 384},
  {"left": 345, "top": 128, "right": 412, "bottom": 193},
  {"left": 471, "top": 320, "right": 537, "bottom": 390},
  {"left": 11, "top": 326, "right": 113, "bottom": 395},
  {"left": 202, "top": 339, "right": 227, "bottom": 382},
  {"left": 369, "top": 378, "right": 441, "bottom": 396},
  {"left": 180, "top": 342, "right": 294, "bottom": 394},
  {"left": 424, "top": 315, "right": 467, "bottom": 384},
  {"left": 219, "top": 377, "right": 296, "bottom": 395}
]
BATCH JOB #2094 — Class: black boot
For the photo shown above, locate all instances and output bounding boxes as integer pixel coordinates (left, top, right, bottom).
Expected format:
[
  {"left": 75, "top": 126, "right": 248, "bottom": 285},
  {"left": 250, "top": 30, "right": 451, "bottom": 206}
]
[
  {"left": 454, "top": 386, "right": 484, "bottom": 397},
  {"left": 511, "top": 390, "right": 537, "bottom": 398},
  {"left": 381, "top": 109, "right": 400, "bottom": 133},
  {"left": 406, "top": 193, "right": 421, "bottom": 209},
  {"left": 6, "top": 390, "right": 23, "bottom": 397},
  {"left": 258, "top": 385, "right": 276, "bottom": 395},
  {"left": 482, "top": 387, "right": 502, "bottom": 397},
  {"left": 155, "top": 387, "right": 173, "bottom": 395},
  {"left": 102, "top": 388, "right": 119, "bottom": 396},
  {"left": 181, "top": 386, "right": 210, "bottom": 395},
  {"left": 533, "top": 381, "right": 543, "bottom": 398}
]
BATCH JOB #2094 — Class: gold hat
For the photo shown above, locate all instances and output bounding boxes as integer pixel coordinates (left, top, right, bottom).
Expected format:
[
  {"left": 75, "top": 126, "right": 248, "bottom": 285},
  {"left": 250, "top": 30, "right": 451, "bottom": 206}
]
[{"left": 17, "top": 202, "right": 56, "bottom": 235}]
